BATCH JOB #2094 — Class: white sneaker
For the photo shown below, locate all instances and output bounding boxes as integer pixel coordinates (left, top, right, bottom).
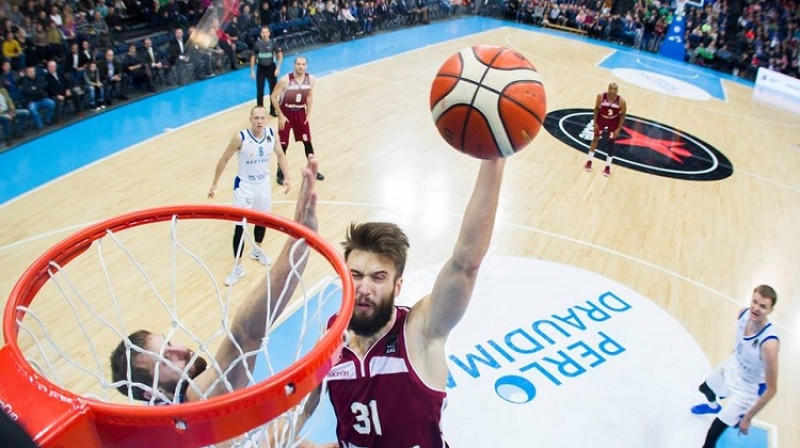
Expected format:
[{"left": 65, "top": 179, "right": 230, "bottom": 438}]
[
  {"left": 250, "top": 247, "right": 271, "bottom": 266},
  {"left": 224, "top": 264, "right": 246, "bottom": 286}
]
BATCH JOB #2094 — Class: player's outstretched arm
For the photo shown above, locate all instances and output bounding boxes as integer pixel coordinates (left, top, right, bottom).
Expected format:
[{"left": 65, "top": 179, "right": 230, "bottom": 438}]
[
  {"left": 271, "top": 75, "right": 289, "bottom": 128},
  {"left": 305, "top": 75, "right": 316, "bottom": 122},
  {"left": 208, "top": 134, "right": 241, "bottom": 199},
  {"left": 415, "top": 158, "right": 505, "bottom": 341},
  {"left": 190, "top": 156, "right": 319, "bottom": 400},
  {"left": 274, "top": 139, "right": 291, "bottom": 193},
  {"left": 592, "top": 93, "right": 601, "bottom": 127}
]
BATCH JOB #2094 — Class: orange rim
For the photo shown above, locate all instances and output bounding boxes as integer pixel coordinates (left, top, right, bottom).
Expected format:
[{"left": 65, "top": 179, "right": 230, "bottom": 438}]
[{"left": 2, "top": 205, "right": 354, "bottom": 445}]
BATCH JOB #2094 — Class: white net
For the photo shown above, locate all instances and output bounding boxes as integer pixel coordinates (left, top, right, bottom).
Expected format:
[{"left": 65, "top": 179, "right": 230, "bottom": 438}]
[{"left": 12, "top": 211, "right": 344, "bottom": 447}]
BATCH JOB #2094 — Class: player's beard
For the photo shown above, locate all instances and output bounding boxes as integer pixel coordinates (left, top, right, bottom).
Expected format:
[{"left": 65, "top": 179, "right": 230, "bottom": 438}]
[{"left": 349, "top": 291, "right": 395, "bottom": 337}]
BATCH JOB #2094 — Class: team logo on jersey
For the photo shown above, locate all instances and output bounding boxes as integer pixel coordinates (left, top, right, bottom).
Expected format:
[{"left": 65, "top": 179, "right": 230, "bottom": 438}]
[
  {"left": 385, "top": 332, "right": 399, "bottom": 354},
  {"left": 543, "top": 109, "right": 733, "bottom": 181}
]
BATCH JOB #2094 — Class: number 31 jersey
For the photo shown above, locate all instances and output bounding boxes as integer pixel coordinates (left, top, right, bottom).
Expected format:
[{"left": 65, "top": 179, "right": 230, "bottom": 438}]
[{"left": 326, "top": 307, "right": 449, "bottom": 448}]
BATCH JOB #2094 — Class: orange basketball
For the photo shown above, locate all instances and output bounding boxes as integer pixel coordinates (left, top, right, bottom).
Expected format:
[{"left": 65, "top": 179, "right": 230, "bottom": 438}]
[{"left": 430, "top": 45, "right": 546, "bottom": 159}]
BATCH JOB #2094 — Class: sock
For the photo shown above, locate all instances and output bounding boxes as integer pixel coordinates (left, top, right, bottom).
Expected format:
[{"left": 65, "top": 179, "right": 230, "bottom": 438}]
[{"left": 254, "top": 225, "right": 265, "bottom": 244}]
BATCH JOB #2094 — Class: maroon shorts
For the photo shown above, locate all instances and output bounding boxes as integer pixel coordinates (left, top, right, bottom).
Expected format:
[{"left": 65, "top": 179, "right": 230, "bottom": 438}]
[
  {"left": 279, "top": 107, "right": 311, "bottom": 144},
  {"left": 594, "top": 118, "right": 620, "bottom": 139}
]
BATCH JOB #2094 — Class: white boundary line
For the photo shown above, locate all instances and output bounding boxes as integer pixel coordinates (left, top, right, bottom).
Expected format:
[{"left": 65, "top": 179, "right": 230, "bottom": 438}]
[{"left": 4, "top": 198, "right": 791, "bottom": 336}]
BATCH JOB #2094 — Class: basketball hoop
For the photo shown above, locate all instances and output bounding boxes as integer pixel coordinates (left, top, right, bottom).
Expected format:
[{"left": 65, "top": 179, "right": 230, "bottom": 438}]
[{"left": 0, "top": 205, "right": 354, "bottom": 448}]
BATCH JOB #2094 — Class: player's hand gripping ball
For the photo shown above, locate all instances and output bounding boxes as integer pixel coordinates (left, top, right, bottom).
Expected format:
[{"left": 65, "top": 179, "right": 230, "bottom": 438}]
[{"left": 430, "top": 45, "right": 546, "bottom": 160}]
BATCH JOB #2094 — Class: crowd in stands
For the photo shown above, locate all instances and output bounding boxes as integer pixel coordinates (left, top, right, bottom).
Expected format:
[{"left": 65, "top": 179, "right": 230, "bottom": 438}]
[
  {"left": 0, "top": 0, "right": 456, "bottom": 148},
  {"left": 497, "top": 0, "right": 799, "bottom": 81},
  {"left": 2, "top": 0, "right": 796, "bottom": 148}
]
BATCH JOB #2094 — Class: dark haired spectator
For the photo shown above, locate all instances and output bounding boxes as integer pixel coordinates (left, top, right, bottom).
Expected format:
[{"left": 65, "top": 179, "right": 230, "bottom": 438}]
[
  {"left": 141, "top": 37, "right": 170, "bottom": 84},
  {"left": 80, "top": 40, "right": 97, "bottom": 66},
  {"left": 9, "top": 4, "right": 24, "bottom": 24},
  {"left": 99, "top": 49, "right": 128, "bottom": 104},
  {"left": 92, "top": 11, "right": 113, "bottom": 47},
  {"left": 715, "top": 43, "right": 734, "bottom": 72},
  {"left": 46, "top": 22, "right": 64, "bottom": 61},
  {"left": 31, "top": 22, "right": 48, "bottom": 64},
  {"left": 20, "top": 66, "right": 55, "bottom": 130},
  {"left": 362, "top": 0, "right": 375, "bottom": 34},
  {"left": 49, "top": 5, "right": 63, "bottom": 26},
  {"left": 22, "top": 0, "right": 37, "bottom": 18},
  {"left": 84, "top": 61, "right": 105, "bottom": 110},
  {"left": 106, "top": 7, "right": 126, "bottom": 33},
  {"left": 123, "top": 43, "right": 155, "bottom": 92},
  {"left": 1, "top": 61, "right": 24, "bottom": 105},
  {"left": 240, "top": 3, "right": 255, "bottom": 29},
  {"left": 165, "top": 0, "right": 188, "bottom": 26},
  {"left": 45, "top": 60, "right": 83, "bottom": 120},
  {"left": 3, "top": 32, "right": 26, "bottom": 71},
  {"left": 96, "top": 1, "right": 110, "bottom": 17},
  {"left": 259, "top": 1, "right": 275, "bottom": 26}
]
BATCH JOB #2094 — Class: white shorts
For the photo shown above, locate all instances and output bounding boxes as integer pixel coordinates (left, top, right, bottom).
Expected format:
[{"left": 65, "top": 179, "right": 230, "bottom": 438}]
[
  {"left": 706, "top": 355, "right": 762, "bottom": 426},
  {"left": 232, "top": 177, "right": 271, "bottom": 217}
]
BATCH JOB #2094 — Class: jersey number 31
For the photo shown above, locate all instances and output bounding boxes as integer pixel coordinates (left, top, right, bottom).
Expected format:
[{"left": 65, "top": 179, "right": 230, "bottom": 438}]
[{"left": 351, "top": 400, "right": 382, "bottom": 436}]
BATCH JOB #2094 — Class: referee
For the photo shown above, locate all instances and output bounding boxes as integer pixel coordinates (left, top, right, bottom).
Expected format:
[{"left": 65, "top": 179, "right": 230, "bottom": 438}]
[{"left": 250, "top": 26, "right": 283, "bottom": 116}]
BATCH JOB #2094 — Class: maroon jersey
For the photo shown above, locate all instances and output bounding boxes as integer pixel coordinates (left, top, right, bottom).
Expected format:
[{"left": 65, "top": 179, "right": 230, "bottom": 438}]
[
  {"left": 595, "top": 92, "right": 623, "bottom": 136},
  {"left": 326, "top": 307, "right": 449, "bottom": 448},
  {"left": 280, "top": 72, "right": 311, "bottom": 110}
]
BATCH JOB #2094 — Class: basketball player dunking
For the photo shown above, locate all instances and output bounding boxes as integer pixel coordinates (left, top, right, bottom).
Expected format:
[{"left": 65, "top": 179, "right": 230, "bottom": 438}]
[
  {"left": 270, "top": 55, "right": 325, "bottom": 185},
  {"left": 584, "top": 82, "right": 626, "bottom": 177},
  {"left": 298, "top": 158, "right": 507, "bottom": 448}
]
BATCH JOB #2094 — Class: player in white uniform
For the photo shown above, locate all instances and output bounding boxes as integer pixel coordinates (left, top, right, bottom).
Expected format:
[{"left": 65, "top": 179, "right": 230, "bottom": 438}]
[
  {"left": 208, "top": 106, "right": 291, "bottom": 286},
  {"left": 691, "top": 285, "right": 780, "bottom": 447}
]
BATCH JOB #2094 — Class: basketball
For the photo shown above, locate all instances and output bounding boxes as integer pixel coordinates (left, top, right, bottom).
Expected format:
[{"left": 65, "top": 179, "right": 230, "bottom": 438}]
[{"left": 430, "top": 45, "right": 546, "bottom": 159}]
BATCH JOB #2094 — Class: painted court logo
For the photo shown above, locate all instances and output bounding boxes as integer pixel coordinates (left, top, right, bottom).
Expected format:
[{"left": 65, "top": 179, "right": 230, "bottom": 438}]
[
  {"left": 544, "top": 109, "right": 733, "bottom": 181},
  {"left": 396, "top": 257, "right": 711, "bottom": 447}
]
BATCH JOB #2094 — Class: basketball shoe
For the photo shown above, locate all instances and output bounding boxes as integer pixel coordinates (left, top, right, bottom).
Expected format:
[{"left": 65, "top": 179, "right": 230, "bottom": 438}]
[
  {"left": 250, "top": 247, "right": 271, "bottom": 266},
  {"left": 584, "top": 160, "right": 592, "bottom": 172},
  {"left": 690, "top": 403, "right": 721, "bottom": 415},
  {"left": 603, "top": 166, "right": 611, "bottom": 177},
  {"left": 316, "top": 172, "right": 325, "bottom": 181},
  {"left": 224, "top": 264, "right": 246, "bottom": 286}
]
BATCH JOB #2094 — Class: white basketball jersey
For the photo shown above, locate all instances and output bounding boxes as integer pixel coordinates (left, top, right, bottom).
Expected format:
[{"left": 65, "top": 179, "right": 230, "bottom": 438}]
[
  {"left": 237, "top": 128, "right": 275, "bottom": 183},
  {"left": 733, "top": 308, "right": 779, "bottom": 384}
]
